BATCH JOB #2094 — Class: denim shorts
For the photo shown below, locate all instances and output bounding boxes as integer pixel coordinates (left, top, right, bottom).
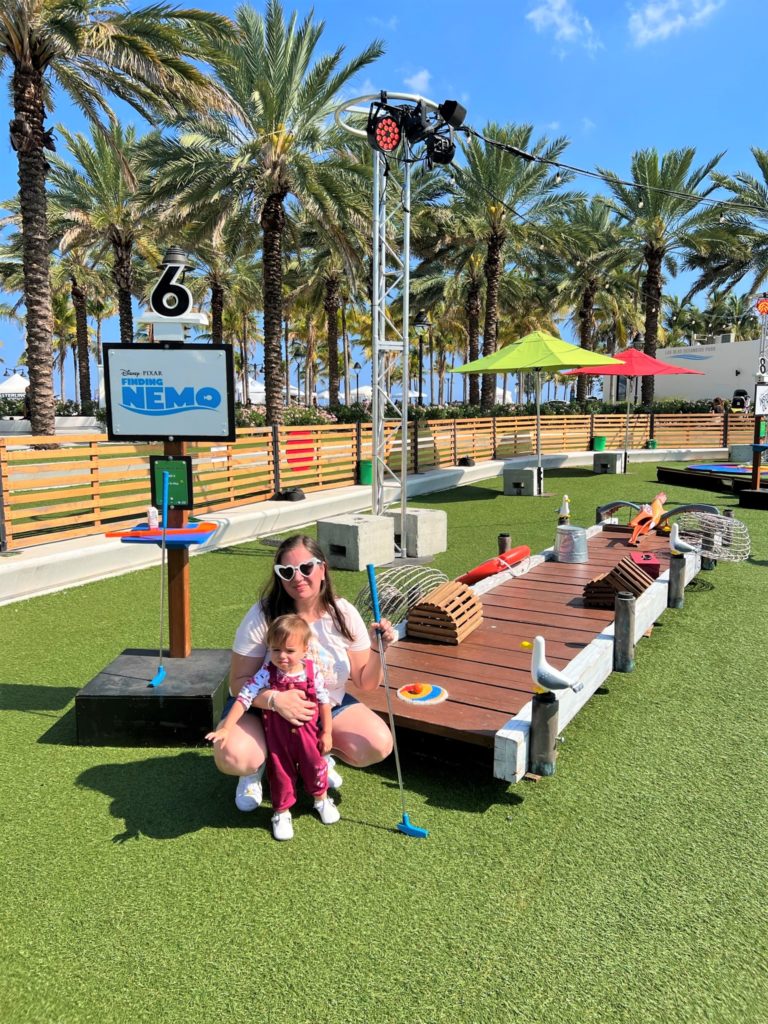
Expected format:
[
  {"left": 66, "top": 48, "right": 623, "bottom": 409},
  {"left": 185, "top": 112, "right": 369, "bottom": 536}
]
[{"left": 219, "top": 691, "right": 359, "bottom": 722}]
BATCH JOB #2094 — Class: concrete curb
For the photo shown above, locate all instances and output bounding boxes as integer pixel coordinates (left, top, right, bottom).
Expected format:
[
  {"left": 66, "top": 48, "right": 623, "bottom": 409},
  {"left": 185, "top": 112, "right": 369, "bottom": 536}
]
[{"left": 0, "top": 447, "right": 726, "bottom": 606}]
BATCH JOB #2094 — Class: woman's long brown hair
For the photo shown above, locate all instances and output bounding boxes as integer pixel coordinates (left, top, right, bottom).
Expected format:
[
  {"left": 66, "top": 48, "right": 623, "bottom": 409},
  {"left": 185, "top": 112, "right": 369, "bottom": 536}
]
[{"left": 260, "top": 534, "right": 354, "bottom": 641}]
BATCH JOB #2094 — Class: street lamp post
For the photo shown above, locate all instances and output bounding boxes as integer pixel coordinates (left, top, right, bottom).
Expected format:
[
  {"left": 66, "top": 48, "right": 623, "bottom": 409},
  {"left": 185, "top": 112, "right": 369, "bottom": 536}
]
[
  {"left": 413, "top": 310, "right": 432, "bottom": 407},
  {"left": 352, "top": 361, "right": 362, "bottom": 403}
]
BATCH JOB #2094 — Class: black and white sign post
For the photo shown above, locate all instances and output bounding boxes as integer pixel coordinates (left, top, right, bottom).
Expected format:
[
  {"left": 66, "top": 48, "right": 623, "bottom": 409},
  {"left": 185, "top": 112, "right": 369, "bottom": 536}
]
[
  {"left": 105, "top": 249, "right": 234, "bottom": 659},
  {"left": 76, "top": 251, "right": 236, "bottom": 748}
]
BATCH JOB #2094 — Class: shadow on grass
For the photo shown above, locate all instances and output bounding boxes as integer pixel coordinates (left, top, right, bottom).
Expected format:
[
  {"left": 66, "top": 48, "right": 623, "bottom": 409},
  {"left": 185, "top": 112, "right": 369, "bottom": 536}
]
[
  {"left": 414, "top": 484, "right": 502, "bottom": 505},
  {"left": 76, "top": 751, "right": 261, "bottom": 842},
  {"left": 1, "top": 682, "right": 77, "bottom": 713},
  {"left": 73, "top": 741, "right": 520, "bottom": 844},
  {"left": 365, "top": 730, "right": 524, "bottom": 815}
]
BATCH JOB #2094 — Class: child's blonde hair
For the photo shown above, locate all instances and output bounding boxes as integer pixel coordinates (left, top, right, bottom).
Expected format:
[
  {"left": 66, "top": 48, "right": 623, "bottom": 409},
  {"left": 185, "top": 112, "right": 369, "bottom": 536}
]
[{"left": 266, "top": 614, "right": 312, "bottom": 650}]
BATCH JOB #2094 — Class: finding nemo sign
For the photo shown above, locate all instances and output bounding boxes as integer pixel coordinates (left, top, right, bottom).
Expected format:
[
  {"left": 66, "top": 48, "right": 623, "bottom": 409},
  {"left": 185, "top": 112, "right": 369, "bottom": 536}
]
[{"left": 104, "top": 344, "right": 235, "bottom": 441}]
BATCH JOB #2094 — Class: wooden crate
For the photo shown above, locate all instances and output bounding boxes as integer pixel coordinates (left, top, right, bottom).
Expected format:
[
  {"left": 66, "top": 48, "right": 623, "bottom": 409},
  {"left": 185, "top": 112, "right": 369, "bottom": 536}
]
[
  {"left": 406, "top": 581, "right": 483, "bottom": 645},
  {"left": 583, "top": 555, "right": 655, "bottom": 609}
]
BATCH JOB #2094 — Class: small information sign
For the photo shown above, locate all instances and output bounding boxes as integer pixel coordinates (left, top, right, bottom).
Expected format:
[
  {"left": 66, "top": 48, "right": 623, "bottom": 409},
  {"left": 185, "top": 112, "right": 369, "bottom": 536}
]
[{"left": 150, "top": 455, "right": 194, "bottom": 510}]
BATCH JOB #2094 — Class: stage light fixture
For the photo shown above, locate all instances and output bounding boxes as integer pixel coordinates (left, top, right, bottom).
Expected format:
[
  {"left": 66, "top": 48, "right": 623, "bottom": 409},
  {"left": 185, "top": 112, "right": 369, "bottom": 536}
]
[
  {"left": 426, "top": 132, "right": 455, "bottom": 166},
  {"left": 366, "top": 100, "right": 403, "bottom": 153},
  {"left": 437, "top": 99, "right": 467, "bottom": 129},
  {"left": 403, "top": 102, "right": 429, "bottom": 144}
]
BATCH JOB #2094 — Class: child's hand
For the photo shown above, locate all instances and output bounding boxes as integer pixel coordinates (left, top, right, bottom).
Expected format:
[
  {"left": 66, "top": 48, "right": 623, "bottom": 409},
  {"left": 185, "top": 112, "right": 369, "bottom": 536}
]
[
  {"left": 205, "top": 728, "right": 228, "bottom": 745},
  {"left": 318, "top": 730, "right": 332, "bottom": 755}
]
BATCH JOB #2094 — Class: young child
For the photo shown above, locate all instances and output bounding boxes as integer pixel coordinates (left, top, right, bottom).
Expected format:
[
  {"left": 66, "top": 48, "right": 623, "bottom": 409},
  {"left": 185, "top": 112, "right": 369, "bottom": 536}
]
[{"left": 207, "top": 614, "right": 340, "bottom": 840}]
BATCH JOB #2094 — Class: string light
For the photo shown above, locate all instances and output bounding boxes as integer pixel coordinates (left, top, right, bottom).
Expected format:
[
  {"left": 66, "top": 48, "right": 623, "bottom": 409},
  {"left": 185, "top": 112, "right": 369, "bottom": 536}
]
[{"left": 460, "top": 124, "right": 768, "bottom": 219}]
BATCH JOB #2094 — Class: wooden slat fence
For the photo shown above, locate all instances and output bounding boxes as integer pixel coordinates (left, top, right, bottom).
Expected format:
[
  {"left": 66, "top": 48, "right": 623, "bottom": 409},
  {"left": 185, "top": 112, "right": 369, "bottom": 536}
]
[{"left": 0, "top": 413, "right": 751, "bottom": 552}]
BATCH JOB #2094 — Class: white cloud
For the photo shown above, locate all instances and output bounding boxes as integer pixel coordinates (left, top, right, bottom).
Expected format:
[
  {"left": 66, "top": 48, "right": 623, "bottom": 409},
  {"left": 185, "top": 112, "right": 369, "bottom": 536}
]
[
  {"left": 526, "top": 0, "right": 602, "bottom": 54},
  {"left": 628, "top": 1, "right": 725, "bottom": 46},
  {"left": 368, "top": 16, "right": 398, "bottom": 31},
  {"left": 546, "top": 120, "right": 561, "bottom": 130},
  {"left": 404, "top": 69, "right": 431, "bottom": 94},
  {"left": 581, "top": 117, "right": 596, "bottom": 133}
]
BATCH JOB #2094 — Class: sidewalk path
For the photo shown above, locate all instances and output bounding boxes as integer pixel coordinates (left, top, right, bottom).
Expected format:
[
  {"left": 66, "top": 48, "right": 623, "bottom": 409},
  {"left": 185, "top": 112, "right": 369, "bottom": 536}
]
[{"left": 0, "top": 447, "right": 721, "bottom": 606}]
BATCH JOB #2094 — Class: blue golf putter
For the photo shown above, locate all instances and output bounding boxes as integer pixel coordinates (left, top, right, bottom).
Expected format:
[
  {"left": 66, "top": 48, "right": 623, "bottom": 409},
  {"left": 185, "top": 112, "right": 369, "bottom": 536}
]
[
  {"left": 148, "top": 470, "right": 171, "bottom": 688},
  {"left": 366, "top": 564, "right": 428, "bottom": 839}
]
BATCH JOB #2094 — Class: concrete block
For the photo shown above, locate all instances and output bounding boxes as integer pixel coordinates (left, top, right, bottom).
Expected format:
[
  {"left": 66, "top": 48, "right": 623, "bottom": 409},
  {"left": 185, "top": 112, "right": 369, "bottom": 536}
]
[
  {"left": 317, "top": 514, "right": 394, "bottom": 570},
  {"left": 729, "top": 443, "right": 755, "bottom": 463},
  {"left": 384, "top": 508, "right": 447, "bottom": 557},
  {"left": 503, "top": 465, "right": 539, "bottom": 496},
  {"left": 593, "top": 451, "right": 626, "bottom": 474}
]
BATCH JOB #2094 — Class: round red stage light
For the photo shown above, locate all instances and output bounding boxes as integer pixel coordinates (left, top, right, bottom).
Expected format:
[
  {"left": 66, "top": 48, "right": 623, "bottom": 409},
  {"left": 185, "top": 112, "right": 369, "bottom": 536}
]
[{"left": 373, "top": 115, "right": 401, "bottom": 152}]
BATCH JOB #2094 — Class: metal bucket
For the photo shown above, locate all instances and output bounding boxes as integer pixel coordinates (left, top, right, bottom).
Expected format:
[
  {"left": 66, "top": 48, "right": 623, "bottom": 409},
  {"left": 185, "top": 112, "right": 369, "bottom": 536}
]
[{"left": 554, "top": 525, "right": 588, "bottom": 563}]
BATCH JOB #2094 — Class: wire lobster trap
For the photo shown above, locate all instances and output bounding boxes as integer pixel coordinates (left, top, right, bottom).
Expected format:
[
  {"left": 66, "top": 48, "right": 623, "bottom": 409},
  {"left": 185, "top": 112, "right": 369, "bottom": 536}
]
[
  {"left": 354, "top": 565, "right": 449, "bottom": 626},
  {"left": 675, "top": 511, "right": 751, "bottom": 563}
]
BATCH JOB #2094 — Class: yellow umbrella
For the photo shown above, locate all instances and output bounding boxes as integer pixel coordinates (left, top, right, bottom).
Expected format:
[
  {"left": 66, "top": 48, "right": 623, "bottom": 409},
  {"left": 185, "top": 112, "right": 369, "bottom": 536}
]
[{"left": 453, "top": 331, "right": 623, "bottom": 487}]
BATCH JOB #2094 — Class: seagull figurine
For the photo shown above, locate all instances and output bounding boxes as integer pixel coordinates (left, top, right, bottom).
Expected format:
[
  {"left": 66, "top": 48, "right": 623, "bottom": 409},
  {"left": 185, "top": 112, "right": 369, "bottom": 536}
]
[
  {"left": 669, "top": 522, "right": 698, "bottom": 556},
  {"left": 530, "top": 635, "right": 583, "bottom": 694}
]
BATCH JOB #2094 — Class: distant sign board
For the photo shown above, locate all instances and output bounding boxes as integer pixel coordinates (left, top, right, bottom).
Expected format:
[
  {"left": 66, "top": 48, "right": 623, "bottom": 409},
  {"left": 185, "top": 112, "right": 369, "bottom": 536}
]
[
  {"left": 104, "top": 344, "right": 235, "bottom": 441},
  {"left": 755, "top": 383, "right": 768, "bottom": 416}
]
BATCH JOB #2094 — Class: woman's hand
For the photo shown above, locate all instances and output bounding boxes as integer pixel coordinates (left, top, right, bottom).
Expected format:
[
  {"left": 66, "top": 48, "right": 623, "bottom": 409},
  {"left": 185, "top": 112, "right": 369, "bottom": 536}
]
[
  {"left": 271, "top": 689, "right": 316, "bottom": 726},
  {"left": 369, "top": 617, "right": 396, "bottom": 650}
]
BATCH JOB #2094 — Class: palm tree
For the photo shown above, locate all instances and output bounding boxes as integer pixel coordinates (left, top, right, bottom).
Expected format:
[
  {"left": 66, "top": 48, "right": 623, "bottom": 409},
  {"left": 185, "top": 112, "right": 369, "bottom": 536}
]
[
  {"left": 0, "top": 0, "right": 233, "bottom": 435},
  {"left": 51, "top": 250, "right": 101, "bottom": 413},
  {"left": 51, "top": 286, "right": 76, "bottom": 402},
  {"left": 144, "top": 1, "right": 383, "bottom": 424},
  {"left": 411, "top": 204, "right": 486, "bottom": 406},
  {"left": 599, "top": 147, "right": 723, "bottom": 404},
  {"left": 48, "top": 125, "right": 164, "bottom": 347},
  {"left": 684, "top": 148, "right": 768, "bottom": 299},
  {"left": 661, "top": 295, "right": 703, "bottom": 346},
  {"left": 554, "top": 199, "right": 628, "bottom": 400},
  {"left": 452, "top": 123, "right": 577, "bottom": 408}
]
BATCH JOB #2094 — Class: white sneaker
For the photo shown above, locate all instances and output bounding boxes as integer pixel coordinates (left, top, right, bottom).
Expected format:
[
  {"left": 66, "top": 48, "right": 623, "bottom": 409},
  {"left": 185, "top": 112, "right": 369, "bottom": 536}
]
[
  {"left": 271, "top": 810, "right": 294, "bottom": 841},
  {"left": 235, "top": 767, "right": 264, "bottom": 812},
  {"left": 324, "top": 755, "right": 343, "bottom": 790},
  {"left": 314, "top": 795, "right": 341, "bottom": 825}
]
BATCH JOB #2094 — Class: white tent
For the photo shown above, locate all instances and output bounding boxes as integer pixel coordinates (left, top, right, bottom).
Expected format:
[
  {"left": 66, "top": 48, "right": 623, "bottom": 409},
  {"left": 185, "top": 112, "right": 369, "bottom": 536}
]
[
  {"left": 318, "top": 384, "right": 374, "bottom": 403},
  {"left": 0, "top": 372, "right": 29, "bottom": 396},
  {"left": 235, "top": 377, "right": 266, "bottom": 403}
]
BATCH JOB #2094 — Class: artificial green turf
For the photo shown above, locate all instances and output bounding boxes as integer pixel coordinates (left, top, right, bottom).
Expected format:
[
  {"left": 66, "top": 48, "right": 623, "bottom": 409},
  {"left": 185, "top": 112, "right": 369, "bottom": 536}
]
[{"left": 1, "top": 463, "right": 766, "bottom": 1024}]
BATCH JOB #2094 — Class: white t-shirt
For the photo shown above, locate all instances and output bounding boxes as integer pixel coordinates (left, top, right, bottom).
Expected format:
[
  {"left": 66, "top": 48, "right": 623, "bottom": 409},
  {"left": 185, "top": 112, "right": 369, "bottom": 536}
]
[{"left": 232, "top": 598, "right": 370, "bottom": 707}]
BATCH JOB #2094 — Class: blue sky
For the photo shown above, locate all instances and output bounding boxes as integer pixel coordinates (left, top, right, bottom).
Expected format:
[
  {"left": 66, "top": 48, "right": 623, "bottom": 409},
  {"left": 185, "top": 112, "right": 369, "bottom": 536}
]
[{"left": 0, "top": 0, "right": 763, "bottom": 394}]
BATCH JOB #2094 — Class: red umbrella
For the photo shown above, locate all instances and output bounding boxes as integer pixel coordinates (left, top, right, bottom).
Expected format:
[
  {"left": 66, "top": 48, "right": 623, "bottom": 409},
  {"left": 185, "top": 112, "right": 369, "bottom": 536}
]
[{"left": 564, "top": 348, "right": 705, "bottom": 463}]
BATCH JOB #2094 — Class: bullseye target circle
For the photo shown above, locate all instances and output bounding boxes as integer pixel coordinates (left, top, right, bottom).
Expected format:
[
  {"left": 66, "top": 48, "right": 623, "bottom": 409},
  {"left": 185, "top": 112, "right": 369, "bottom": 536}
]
[{"left": 396, "top": 682, "right": 448, "bottom": 705}]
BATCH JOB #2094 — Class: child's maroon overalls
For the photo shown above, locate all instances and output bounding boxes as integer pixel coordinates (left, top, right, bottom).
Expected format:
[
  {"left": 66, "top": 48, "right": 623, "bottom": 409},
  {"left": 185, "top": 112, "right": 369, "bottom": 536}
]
[{"left": 262, "top": 660, "right": 328, "bottom": 813}]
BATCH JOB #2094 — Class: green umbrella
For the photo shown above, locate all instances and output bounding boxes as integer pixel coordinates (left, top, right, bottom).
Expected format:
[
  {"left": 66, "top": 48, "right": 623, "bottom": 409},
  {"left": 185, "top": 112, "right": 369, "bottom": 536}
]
[{"left": 452, "top": 331, "right": 623, "bottom": 488}]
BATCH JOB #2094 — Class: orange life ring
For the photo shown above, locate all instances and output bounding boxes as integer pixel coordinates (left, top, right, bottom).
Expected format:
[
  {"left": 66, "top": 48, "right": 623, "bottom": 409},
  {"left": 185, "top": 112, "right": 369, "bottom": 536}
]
[{"left": 456, "top": 545, "right": 531, "bottom": 585}]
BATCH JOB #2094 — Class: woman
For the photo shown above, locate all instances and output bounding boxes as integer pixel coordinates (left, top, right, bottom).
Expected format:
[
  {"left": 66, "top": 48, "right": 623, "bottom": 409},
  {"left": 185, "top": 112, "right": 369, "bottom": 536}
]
[{"left": 213, "top": 534, "right": 395, "bottom": 811}]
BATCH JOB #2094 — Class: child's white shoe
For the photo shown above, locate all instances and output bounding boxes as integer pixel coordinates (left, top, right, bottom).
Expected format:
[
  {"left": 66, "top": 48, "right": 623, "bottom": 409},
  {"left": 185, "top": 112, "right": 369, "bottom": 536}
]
[
  {"left": 314, "top": 795, "right": 341, "bottom": 825},
  {"left": 235, "top": 766, "right": 264, "bottom": 812},
  {"left": 324, "top": 754, "right": 343, "bottom": 790},
  {"left": 271, "top": 810, "right": 294, "bottom": 841}
]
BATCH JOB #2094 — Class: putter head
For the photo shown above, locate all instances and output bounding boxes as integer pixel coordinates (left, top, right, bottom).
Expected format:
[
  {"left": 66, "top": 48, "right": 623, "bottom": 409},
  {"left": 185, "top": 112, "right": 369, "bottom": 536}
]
[
  {"left": 148, "top": 666, "right": 167, "bottom": 688},
  {"left": 396, "top": 813, "right": 428, "bottom": 839}
]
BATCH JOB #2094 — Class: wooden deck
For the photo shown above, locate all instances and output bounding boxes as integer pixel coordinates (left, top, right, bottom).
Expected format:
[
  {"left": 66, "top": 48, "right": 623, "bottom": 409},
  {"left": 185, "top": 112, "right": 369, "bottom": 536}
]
[{"left": 352, "top": 526, "right": 678, "bottom": 771}]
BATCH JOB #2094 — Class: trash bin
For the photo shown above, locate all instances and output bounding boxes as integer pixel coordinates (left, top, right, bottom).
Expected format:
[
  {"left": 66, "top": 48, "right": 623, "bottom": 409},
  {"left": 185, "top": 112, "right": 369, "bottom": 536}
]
[
  {"left": 645, "top": 438, "right": 658, "bottom": 450},
  {"left": 358, "top": 459, "right": 373, "bottom": 485},
  {"left": 591, "top": 436, "right": 607, "bottom": 451}
]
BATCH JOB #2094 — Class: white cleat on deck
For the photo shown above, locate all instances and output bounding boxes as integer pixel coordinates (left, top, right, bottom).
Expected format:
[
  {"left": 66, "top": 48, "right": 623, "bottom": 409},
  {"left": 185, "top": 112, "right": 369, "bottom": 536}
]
[
  {"left": 531, "top": 635, "right": 583, "bottom": 695},
  {"left": 669, "top": 522, "right": 698, "bottom": 556}
]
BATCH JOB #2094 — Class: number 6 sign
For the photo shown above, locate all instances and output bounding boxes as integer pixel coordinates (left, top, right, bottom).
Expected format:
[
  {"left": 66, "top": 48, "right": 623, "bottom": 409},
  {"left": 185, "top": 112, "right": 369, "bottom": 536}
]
[{"left": 149, "top": 253, "right": 193, "bottom": 318}]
